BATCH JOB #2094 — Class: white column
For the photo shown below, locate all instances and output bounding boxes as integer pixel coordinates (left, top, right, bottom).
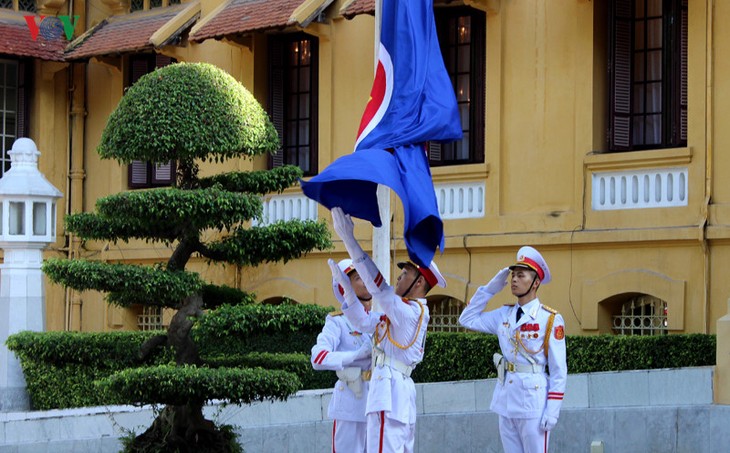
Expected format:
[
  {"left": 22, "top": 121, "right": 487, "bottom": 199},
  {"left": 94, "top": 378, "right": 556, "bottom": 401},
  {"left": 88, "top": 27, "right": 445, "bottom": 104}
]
[{"left": 0, "top": 248, "right": 45, "bottom": 411}]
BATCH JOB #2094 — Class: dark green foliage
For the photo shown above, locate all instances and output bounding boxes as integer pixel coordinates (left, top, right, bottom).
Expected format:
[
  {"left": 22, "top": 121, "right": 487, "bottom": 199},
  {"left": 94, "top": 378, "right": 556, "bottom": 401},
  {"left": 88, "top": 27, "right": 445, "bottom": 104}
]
[
  {"left": 6, "top": 327, "right": 716, "bottom": 410},
  {"left": 206, "top": 220, "right": 332, "bottom": 266},
  {"left": 566, "top": 333, "right": 716, "bottom": 372},
  {"left": 16, "top": 361, "right": 116, "bottom": 410},
  {"left": 200, "top": 166, "right": 304, "bottom": 195},
  {"left": 6, "top": 330, "right": 174, "bottom": 410},
  {"left": 411, "top": 332, "right": 716, "bottom": 383},
  {"left": 97, "top": 365, "right": 301, "bottom": 406},
  {"left": 98, "top": 62, "right": 279, "bottom": 164},
  {"left": 411, "top": 332, "right": 499, "bottom": 382},
  {"left": 42, "top": 259, "right": 204, "bottom": 308},
  {"left": 201, "top": 284, "right": 257, "bottom": 310},
  {"left": 6, "top": 330, "right": 170, "bottom": 366},
  {"left": 194, "top": 303, "right": 333, "bottom": 356},
  {"left": 65, "top": 188, "right": 263, "bottom": 242},
  {"left": 205, "top": 352, "right": 336, "bottom": 391}
]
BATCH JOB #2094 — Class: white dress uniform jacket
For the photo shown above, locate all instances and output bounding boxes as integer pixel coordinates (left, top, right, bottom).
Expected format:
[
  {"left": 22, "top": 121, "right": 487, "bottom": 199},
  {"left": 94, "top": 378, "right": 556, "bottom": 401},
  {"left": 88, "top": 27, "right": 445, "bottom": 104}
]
[
  {"left": 311, "top": 312, "right": 372, "bottom": 422},
  {"left": 343, "top": 289, "right": 430, "bottom": 425},
  {"left": 459, "top": 296, "right": 567, "bottom": 419}
]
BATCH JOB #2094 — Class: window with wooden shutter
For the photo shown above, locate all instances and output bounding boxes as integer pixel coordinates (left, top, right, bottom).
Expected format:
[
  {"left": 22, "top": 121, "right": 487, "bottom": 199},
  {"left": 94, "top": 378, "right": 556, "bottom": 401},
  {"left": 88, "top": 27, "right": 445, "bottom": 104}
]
[
  {"left": 608, "top": 0, "right": 687, "bottom": 152},
  {"left": 0, "top": 59, "right": 30, "bottom": 177},
  {"left": 126, "top": 54, "right": 176, "bottom": 189},
  {"left": 432, "top": 7, "right": 485, "bottom": 166},
  {"left": 268, "top": 34, "right": 318, "bottom": 175}
]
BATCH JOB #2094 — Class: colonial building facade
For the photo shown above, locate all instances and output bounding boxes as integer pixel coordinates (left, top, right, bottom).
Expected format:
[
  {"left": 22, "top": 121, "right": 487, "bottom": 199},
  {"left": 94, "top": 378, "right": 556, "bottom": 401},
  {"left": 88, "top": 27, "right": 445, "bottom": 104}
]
[{"left": 1, "top": 0, "right": 726, "bottom": 338}]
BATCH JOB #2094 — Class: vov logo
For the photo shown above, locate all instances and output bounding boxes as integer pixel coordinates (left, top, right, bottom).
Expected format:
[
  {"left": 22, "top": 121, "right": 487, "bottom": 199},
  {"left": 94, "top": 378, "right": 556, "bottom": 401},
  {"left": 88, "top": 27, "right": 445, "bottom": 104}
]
[{"left": 24, "top": 15, "right": 80, "bottom": 41}]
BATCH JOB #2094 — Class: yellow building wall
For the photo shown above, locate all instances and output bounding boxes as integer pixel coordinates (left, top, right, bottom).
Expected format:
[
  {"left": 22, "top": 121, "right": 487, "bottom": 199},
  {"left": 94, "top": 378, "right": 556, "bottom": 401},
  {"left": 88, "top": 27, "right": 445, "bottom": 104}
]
[{"left": 24, "top": 0, "right": 730, "bottom": 336}]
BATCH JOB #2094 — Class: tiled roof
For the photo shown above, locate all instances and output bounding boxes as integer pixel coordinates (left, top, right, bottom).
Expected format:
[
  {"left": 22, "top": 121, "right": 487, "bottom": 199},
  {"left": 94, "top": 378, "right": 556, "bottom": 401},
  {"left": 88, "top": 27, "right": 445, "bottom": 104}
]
[
  {"left": 341, "top": 0, "right": 374, "bottom": 19},
  {"left": 65, "top": 4, "right": 190, "bottom": 60},
  {"left": 190, "top": 0, "right": 303, "bottom": 42},
  {"left": 0, "top": 14, "right": 66, "bottom": 61}
]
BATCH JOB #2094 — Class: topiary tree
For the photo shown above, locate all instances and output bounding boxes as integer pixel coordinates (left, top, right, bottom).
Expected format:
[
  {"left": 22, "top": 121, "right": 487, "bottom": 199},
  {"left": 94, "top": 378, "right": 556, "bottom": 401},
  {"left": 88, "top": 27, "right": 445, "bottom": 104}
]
[{"left": 42, "top": 62, "right": 331, "bottom": 452}]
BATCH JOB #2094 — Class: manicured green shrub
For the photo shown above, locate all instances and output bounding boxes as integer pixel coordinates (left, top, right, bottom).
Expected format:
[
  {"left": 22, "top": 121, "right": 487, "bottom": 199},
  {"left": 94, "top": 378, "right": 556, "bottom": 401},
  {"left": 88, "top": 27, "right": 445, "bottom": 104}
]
[
  {"left": 194, "top": 303, "right": 332, "bottom": 356},
  {"left": 98, "top": 365, "right": 301, "bottom": 406},
  {"left": 205, "top": 352, "right": 336, "bottom": 391},
  {"left": 7, "top": 327, "right": 716, "bottom": 410},
  {"left": 412, "top": 332, "right": 716, "bottom": 383}
]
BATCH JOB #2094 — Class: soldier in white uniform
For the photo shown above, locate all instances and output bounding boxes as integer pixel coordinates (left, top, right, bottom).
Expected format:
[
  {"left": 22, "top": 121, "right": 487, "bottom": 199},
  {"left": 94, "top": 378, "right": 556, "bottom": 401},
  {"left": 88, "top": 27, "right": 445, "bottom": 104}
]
[
  {"left": 329, "top": 207, "right": 446, "bottom": 453},
  {"left": 459, "top": 246, "right": 567, "bottom": 453},
  {"left": 311, "top": 258, "right": 373, "bottom": 453}
]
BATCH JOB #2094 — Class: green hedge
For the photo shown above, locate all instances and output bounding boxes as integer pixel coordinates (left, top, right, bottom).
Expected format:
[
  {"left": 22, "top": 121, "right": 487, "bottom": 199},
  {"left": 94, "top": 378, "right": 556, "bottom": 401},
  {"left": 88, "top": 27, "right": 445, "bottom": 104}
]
[
  {"left": 6, "top": 309, "right": 717, "bottom": 410},
  {"left": 6, "top": 330, "right": 174, "bottom": 410},
  {"left": 413, "top": 332, "right": 716, "bottom": 383},
  {"left": 98, "top": 365, "right": 301, "bottom": 407},
  {"left": 205, "top": 352, "right": 336, "bottom": 391},
  {"left": 193, "top": 303, "right": 333, "bottom": 355}
]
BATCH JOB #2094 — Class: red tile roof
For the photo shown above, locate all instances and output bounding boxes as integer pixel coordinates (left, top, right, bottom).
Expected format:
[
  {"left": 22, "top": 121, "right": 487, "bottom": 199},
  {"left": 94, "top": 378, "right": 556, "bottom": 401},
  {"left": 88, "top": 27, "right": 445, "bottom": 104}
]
[
  {"left": 341, "top": 0, "right": 374, "bottom": 19},
  {"left": 190, "top": 0, "right": 303, "bottom": 42},
  {"left": 0, "top": 14, "right": 66, "bottom": 61},
  {"left": 65, "top": 4, "right": 190, "bottom": 60}
]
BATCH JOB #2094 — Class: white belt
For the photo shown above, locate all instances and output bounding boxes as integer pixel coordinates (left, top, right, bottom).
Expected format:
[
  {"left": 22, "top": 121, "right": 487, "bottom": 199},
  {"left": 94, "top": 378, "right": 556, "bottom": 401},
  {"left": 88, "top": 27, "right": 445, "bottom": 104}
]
[
  {"left": 375, "top": 354, "right": 414, "bottom": 377},
  {"left": 504, "top": 361, "right": 545, "bottom": 374}
]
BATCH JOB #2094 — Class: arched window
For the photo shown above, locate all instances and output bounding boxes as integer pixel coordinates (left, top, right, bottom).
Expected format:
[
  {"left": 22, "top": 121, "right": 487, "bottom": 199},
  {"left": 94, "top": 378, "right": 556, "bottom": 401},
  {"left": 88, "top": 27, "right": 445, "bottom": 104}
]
[
  {"left": 612, "top": 294, "right": 667, "bottom": 336},
  {"left": 427, "top": 297, "right": 467, "bottom": 333},
  {"left": 261, "top": 296, "right": 299, "bottom": 305}
]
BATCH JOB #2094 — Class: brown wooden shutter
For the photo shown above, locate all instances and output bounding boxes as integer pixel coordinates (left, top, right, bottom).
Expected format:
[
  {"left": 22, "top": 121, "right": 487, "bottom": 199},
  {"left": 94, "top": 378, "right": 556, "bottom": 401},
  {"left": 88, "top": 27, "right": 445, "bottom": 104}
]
[
  {"left": 152, "top": 161, "right": 175, "bottom": 185},
  {"left": 129, "top": 160, "right": 149, "bottom": 187},
  {"left": 270, "top": 38, "right": 285, "bottom": 168},
  {"left": 471, "top": 11, "right": 485, "bottom": 164},
  {"left": 428, "top": 142, "right": 442, "bottom": 161},
  {"left": 609, "top": 0, "right": 632, "bottom": 151},
  {"left": 130, "top": 57, "right": 150, "bottom": 85},
  {"left": 155, "top": 54, "right": 173, "bottom": 68}
]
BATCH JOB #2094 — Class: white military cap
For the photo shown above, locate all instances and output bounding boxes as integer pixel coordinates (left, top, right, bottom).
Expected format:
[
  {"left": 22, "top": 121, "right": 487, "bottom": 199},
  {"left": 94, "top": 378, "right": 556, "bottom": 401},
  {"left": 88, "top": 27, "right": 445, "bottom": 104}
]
[
  {"left": 332, "top": 258, "right": 358, "bottom": 302},
  {"left": 508, "top": 246, "right": 551, "bottom": 284},
  {"left": 396, "top": 260, "right": 447, "bottom": 288}
]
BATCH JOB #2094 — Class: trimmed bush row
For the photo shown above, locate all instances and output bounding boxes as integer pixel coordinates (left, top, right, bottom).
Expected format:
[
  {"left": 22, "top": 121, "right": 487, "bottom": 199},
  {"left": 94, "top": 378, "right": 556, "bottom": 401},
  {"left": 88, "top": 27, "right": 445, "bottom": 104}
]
[{"left": 6, "top": 303, "right": 716, "bottom": 410}]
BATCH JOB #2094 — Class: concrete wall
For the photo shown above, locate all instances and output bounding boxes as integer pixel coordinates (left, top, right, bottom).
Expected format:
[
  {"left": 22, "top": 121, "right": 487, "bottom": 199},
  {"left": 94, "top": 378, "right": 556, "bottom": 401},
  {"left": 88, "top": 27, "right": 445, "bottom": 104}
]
[{"left": 0, "top": 367, "right": 724, "bottom": 452}]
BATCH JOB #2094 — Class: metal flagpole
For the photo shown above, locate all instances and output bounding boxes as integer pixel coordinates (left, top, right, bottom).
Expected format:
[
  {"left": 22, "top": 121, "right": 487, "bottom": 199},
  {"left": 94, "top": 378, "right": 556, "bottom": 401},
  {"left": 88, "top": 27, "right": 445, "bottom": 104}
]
[{"left": 372, "top": 0, "right": 391, "bottom": 309}]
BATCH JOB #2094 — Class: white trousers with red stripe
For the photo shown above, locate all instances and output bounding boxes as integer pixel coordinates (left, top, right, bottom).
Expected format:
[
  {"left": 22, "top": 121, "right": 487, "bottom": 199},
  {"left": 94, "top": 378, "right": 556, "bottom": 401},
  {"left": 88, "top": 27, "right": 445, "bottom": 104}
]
[
  {"left": 498, "top": 416, "right": 550, "bottom": 453},
  {"left": 366, "top": 411, "right": 415, "bottom": 453},
  {"left": 332, "top": 419, "right": 367, "bottom": 453}
]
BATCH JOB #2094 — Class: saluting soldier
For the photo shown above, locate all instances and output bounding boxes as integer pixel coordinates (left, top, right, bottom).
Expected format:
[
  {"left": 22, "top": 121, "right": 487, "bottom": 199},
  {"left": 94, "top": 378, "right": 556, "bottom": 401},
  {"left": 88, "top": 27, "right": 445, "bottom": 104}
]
[
  {"left": 329, "top": 207, "right": 446, "bottom": 453},
  {"left": 459, "top": 246, "right": 567, "bottom": 453},
  {"left": 311, "top": 258, "right": 373, "bottom": 453}
]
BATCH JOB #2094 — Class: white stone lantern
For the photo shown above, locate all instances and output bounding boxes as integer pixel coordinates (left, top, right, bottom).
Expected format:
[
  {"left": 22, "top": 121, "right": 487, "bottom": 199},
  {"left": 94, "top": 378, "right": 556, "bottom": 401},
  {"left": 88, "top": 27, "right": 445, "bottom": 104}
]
[
  {"left": 0, "top": 138, "right": 62, "bottom": 412},
  {"left": 0, "top": 138, "right": 62, "bottom": 247}
]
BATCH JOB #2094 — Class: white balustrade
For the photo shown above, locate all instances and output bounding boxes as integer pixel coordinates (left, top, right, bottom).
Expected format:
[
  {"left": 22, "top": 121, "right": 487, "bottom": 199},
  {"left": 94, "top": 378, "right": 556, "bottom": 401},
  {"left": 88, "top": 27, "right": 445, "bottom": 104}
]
[{"left": 592, "top": 168, "right": 688, "bottom": 211}]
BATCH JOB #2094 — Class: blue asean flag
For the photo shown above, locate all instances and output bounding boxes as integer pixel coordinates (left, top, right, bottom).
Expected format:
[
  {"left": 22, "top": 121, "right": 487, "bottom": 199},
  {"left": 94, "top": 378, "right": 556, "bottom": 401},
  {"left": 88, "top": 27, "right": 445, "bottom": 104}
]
[{"left": 301, "top": 0, "right": 461, "bottom": 268}]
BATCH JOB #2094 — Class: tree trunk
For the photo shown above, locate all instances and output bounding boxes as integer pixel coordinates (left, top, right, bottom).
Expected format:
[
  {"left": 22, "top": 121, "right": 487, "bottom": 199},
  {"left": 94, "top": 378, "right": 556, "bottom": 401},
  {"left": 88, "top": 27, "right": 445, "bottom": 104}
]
[
  {"left": 168, "top": 293, "right": 204, "bottom": 366},
  {"left": 130, "top": 403, "right": 235, "bottom": 452}
]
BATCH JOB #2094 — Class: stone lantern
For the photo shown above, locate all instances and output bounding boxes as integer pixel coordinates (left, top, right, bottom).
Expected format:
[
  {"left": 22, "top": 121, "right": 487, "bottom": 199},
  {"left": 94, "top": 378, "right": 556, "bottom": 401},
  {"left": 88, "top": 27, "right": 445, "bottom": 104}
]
[{"left": 0, "top": 138, "right": 62, "bottom": 411}]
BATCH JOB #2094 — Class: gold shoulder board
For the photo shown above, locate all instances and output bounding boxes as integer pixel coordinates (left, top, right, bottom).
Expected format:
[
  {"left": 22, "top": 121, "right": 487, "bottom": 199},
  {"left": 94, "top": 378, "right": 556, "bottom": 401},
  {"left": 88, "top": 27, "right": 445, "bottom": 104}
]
[
  {"left": 541, "top": 304, "right": 558, "bottom": 314},
  {"left": 329, "top": 310, "right": 344, "bottom": 317},
  {"left": 503, "top": 303, "right": 515, "bottom": 307}
]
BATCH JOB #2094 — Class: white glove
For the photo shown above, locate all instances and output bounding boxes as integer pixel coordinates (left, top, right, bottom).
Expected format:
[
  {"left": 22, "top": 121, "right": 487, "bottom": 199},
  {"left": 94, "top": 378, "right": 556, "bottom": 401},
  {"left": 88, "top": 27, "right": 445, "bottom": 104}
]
[
  {"left": 328, "top": 258, "right": 357, "bottom": 308},
  {"left": 332, "top": 207, "right": 364, "bottom": 256},
  {"left": 540, "top": 398, "right": 561, "bottom": 431},
  {"left": 341, "top": 341, "right": 371, "bottom": 367},
  {"left": 331, "top": 207, "right": 387, "bottom": 295},
  {"left": 483, "top": 267, "right": 510, "bottom": 295},
  {"left": 540, "top": 413, "right": 558, "bottom": 431}
]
